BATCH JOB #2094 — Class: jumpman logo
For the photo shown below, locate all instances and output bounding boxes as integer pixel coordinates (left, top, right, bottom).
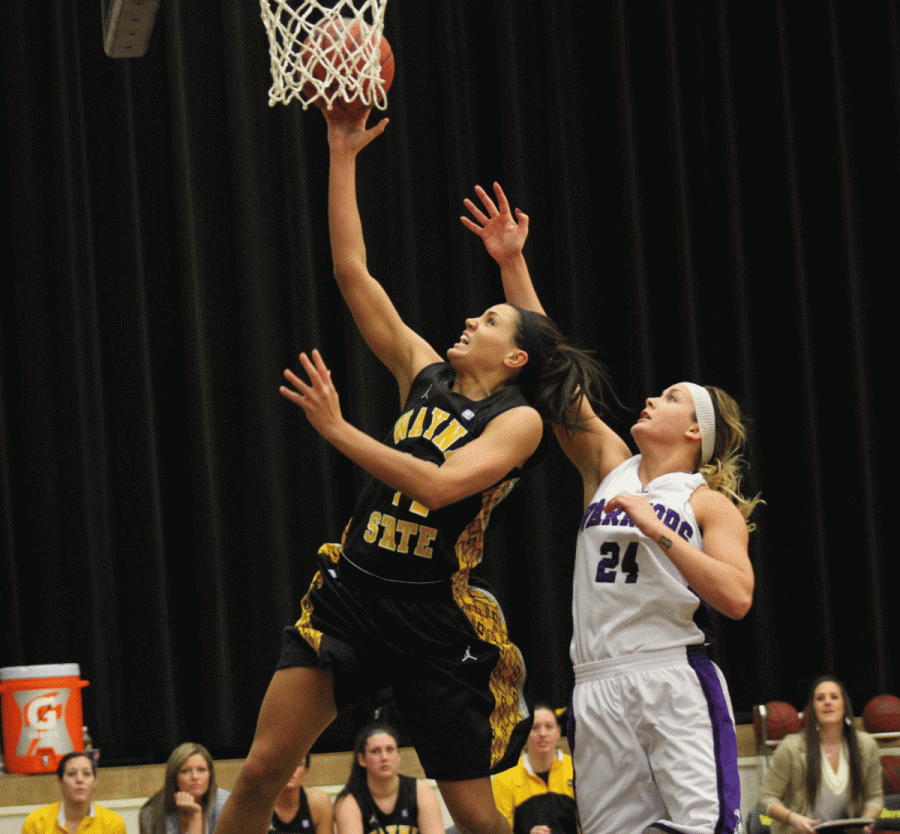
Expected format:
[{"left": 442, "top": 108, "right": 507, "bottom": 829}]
[
  {"left": 421, "top": 384, "right": 432, "bottom": 399},
  {"left": 461, "top": 646, "right": 477, "bottom": 662}
]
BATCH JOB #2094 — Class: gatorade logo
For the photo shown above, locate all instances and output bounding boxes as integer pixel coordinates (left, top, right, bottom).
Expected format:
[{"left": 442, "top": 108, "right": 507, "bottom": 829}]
[{"left": 13, "top": 688, "right": 74, "bottom": 757}]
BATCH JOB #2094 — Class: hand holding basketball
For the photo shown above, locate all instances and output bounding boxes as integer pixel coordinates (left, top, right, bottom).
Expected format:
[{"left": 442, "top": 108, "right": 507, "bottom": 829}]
[
  {"left": 461, "top": 182, "right": 530, "bottom": 264},
  {"left": 323, "top": 107, "right": 389, "bottom": 155}
]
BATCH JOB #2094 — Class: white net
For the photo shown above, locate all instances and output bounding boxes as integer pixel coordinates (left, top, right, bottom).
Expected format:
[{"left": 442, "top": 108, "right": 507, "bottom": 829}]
[{"left": 259, "top": 0, "right": 390, "bottom": 109}]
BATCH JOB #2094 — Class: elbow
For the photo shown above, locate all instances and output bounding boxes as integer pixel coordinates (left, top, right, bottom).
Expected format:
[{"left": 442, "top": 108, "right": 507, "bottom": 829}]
[
  {"left": 727, "top": 600, "right": 752, "bottom": 621},
  {"left": 415, "top": 475, "right": 472, "bottom": 512},
  {"left": 417, "top": 486, "right": 459, "bottom": 512},
  {"left": 332, "top": 259, "right": 367, "bottom": 288},
  {"left": 723, "top": 587, "right": 754, "bottom": 620},
  {"left": 332, "top": 262, "right": 356, "bottom": 287}
]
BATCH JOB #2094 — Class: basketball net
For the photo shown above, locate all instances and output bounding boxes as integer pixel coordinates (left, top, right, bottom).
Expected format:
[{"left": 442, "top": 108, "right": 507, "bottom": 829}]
[{"left": 259, "top": 0, "right": 389, "bottom": 109}]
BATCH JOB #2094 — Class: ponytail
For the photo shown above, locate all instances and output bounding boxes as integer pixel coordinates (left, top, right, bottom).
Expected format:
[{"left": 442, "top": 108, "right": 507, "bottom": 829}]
[
  {"left": 512, "top": 308, "right": 616, "bottom": 433},
  {"left": 698, "top": 386, "right": 763, "bottom": 529}
]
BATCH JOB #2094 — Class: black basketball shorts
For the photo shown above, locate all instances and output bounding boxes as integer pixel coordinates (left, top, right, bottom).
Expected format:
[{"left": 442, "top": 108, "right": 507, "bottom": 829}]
[{"left": 277, "top": 543, "right": 532, "bottom": 781}]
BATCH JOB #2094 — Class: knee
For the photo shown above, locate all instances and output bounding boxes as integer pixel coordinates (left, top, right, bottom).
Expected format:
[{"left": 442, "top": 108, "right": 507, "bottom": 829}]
[
  {"left": 449, "top": 805, "right": 507, "bottom": 834},
  {"left": 235, "top": 749, "right": 295, "bottom": 799}
]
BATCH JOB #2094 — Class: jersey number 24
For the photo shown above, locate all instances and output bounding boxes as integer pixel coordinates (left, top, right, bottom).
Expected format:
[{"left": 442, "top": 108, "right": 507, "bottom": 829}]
[{"left": 595, "top": 541, "right": 639, "bottom": 584}]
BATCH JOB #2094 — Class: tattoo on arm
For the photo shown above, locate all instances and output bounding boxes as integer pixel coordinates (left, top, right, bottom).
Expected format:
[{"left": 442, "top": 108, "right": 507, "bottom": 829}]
[{"left": 658, "top": 534, "right": 673, "bottom": 551}]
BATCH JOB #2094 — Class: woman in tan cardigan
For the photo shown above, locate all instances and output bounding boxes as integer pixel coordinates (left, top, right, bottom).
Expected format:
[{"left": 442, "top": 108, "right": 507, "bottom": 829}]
[{"left": 759, "top": 676, "right": 882, "bottom": 834}]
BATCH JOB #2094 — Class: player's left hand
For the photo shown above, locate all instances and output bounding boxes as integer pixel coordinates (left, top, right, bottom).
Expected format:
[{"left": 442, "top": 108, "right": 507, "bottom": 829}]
[
  {"left": 461, "top": 182, "right": 529, "bottom": 264},
  {"left": 603, "top": 493, "right": 664, "bottom": 539},
  {"left": 280, "top": 350, "right": 346, "bottom": 440}
]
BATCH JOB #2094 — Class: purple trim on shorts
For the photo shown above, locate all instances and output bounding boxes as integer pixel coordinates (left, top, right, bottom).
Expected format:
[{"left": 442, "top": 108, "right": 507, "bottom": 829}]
[
  {"left": 566, "top": 691, "right": 577, "bottom": 754},
  {"left": 652, "top": 824, "right": 689, "bottom": 834},
  {"left": 686, "top": 645, "right": 741, "bottom": 834},
  {"left": 566, "top": 691, "right": 579, "bottom": 818}
]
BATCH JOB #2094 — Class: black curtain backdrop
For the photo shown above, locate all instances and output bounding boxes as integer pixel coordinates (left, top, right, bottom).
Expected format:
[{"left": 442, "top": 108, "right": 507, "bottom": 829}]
[{"left": 2, "top": 0, "right": 897, "bottom": 764}]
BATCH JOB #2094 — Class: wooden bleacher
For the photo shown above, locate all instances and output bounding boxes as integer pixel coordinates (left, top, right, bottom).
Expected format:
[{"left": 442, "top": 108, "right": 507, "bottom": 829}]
[{"left": 1, "top": 726, "right": 896, "bottom": 834}]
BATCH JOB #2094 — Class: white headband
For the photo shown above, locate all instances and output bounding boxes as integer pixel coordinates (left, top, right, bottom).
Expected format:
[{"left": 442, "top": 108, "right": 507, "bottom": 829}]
[{"left": 679, "top": 382, "right": 715, "bottom": 465}]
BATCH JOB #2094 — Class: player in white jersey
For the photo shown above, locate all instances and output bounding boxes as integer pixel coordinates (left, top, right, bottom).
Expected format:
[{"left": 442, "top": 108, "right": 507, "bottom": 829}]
[{"left": 462, "top": 184, "right": 762, "bottom": 834}]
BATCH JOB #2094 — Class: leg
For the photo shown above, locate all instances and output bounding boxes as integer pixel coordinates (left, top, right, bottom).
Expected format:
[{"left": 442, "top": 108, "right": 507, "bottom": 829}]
[
  {"left": 643, "top": 659, "right": 741, "bottom": 834},
  {"left": 215, "top": 667, "right": 337, "bottom": 834},
  {"left": 436, "top": 778, "right": 512, "bottom": 834},
  {"left": 572, "top": 678, "right": 667, "bottom": 834}
]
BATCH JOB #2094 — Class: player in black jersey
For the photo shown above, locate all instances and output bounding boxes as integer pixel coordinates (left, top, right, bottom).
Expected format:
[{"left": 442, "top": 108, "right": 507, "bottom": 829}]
[
  {"left": 334, "top": 724, "right": 443, "bottom": 834},
  {"left": 215, "top": 109, "right": 613, "bottom": 834},
  {"left": 270, "top": 756, "right": 332, "bottom": 834}
]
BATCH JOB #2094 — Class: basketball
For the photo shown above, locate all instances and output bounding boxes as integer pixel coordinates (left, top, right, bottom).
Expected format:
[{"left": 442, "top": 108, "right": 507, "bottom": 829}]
[
  {"left": 863, "top": 693, "right": 900, "bottom": 734},
  {"left": 882, "top": 756, "right": 900, "bottom": 794},
  {"left": 754, "top": 701, "right": 802, "bottom": 742},
  {"left": 300, "top": 18, "right": 394, "bottom": 115}
]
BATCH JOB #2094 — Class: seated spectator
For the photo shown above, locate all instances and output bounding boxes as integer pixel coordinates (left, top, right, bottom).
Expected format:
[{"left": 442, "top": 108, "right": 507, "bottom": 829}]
[
  {"left": 760, "top": 676, "right": 883, "bottom": 834},
  {"left": 139, "top": 743, "right": 230, "bottom": 834},
  {"left": 491, "top": 704, "right": 577, "bottom": 834},
  {"left": 270, "top": 754, "right": 333, "bottom": 834},
  {"left": 334, "top": 723, "right": 444, "bottom": 834},
  {"left": 21, "top": 752, "right": 126, "bottom": 834}
]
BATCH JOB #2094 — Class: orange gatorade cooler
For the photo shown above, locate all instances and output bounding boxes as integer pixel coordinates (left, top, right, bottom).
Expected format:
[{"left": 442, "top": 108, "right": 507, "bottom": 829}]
[{"left": 0, "top": 664, "right": 89, "bottom": 773}]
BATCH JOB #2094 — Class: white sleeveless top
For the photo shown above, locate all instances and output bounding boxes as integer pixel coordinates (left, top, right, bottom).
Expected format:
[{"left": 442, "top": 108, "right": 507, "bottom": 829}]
[{"left": 571, "top": 456, "right": 714, "bottom": 666}]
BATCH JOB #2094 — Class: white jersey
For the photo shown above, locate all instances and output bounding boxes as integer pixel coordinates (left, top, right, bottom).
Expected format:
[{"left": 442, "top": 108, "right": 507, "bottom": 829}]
[{"left": 571, "top": 455, "right": 714, "bottom": 666}]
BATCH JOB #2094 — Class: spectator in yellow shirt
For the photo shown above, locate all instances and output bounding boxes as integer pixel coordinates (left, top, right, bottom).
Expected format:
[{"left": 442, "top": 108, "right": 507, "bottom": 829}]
[
  {"left": 492, "top": 705, "right": 578, "bottom": 834},
  {"left": 21, "top": 752, "right": 126, "bottom": 834}
]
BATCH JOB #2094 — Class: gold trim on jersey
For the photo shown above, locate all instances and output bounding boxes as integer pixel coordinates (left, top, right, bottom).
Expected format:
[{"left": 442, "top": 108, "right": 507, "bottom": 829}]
[
  {"left": 451, "top": 571, "right": 528, "bottom": 768},
  {"left": 455, "top": 479, "right": 519, "bottom": 571},
  {"left": 451, "top": 479, "right": 527, "bottom": 767},
  {"left": 294, "top": 542, "right": 342, "bottom": 653}
]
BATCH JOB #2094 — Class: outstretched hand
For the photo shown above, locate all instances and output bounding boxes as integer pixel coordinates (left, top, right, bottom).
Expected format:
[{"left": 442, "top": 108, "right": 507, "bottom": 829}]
[
  {"left": 280, "top": 350, "right": 345, "bottom": 441},
  {"left": 323, "top": 106, "right": 388, "bottom": 155},
  {"left": 461, "top": 182, "right": 530, "bottom": 264}
]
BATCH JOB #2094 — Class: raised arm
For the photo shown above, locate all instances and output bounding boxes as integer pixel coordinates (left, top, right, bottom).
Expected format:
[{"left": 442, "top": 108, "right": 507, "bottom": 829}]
[
  {"left": 280, "top": 350, "right": 543, "bottom": 511},
  {"left": 461, "top": 183, "right": 543, "bottom": 314},
  {"left": 462, "top": 183, "right": 631, "bottom": 504},
  {"left": 325, "top": 110, "right": 439, "bottom": 401}
]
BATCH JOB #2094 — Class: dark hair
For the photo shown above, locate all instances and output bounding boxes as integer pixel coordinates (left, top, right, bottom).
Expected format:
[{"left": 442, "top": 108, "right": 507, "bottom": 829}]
[
  {"left": 511, "top": 307, "right": 616, "bottom": 433},
  {"left": 335, "top": 722, "right": 400, "bottom": 804},
  {"left": 56, "top": 751, "right": 96, "bottom": 779},
  {"left": 531, "top": 702, "right": 562, "bottom": 729},
  {"left": 139, "top": 742, "right": 218, "bottom": 834},
  {"left": 802, "top": 676, "right": 865, "bottom": 811}
]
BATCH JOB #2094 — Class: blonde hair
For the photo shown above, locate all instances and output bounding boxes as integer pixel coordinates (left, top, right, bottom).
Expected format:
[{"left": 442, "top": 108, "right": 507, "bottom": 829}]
[
  {"left": 696, "top": 386, "right": 763, "bottom": 529},
  {"left": 139, "top": 743, "right": 217, "bottom": 834}
]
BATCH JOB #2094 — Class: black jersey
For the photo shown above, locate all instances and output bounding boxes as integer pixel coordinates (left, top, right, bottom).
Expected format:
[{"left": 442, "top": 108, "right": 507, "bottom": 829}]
[
  {"left": 341, "top": 363, "right": 544, "bottom": 583},
  {"left": 351, "top": 774, "right": 420, "bottom": 834},
  {"left": 269, "top": 788, "right": 314, "bottom": 834}
]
